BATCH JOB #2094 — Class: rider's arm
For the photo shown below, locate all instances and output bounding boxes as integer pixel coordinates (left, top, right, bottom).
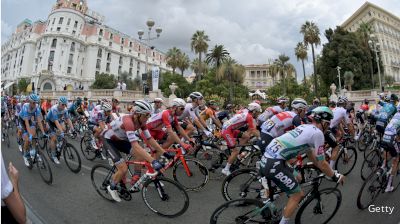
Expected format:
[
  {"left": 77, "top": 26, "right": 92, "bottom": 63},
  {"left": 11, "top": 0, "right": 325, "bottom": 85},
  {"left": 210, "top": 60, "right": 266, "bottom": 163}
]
[
  {"left": 23, "top": 119, "right": 35, "bottom": 136},
  {"left": 306, "top": 150, "right": 334, "bottom": 178},
  {"left": 131, "top": 141, "right": 155, "bottom": 163},
  {"left": 54, "top": 120, "right": 65, "bottom": 132},
  {"left": 247, "top": 114, "right": 260, "bottom": 138},
  {"left": 141, "top": 128, "right": 165, "bottom": 154},
  {"left": 210, "top": 112, "right": 222, "bottom": 129}
]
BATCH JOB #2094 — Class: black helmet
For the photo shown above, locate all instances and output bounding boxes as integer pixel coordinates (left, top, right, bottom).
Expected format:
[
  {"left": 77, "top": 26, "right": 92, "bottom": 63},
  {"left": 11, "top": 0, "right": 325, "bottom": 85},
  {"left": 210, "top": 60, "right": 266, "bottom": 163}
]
[{"left": 390, "top": 94, "right": 398, "bottom": 102}]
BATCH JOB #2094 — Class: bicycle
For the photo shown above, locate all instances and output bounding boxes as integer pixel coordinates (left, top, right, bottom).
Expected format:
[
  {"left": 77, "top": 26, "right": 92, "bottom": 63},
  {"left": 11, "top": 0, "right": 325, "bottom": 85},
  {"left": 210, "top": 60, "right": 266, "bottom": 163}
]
[
  {"left": 42, "top": 133, "right": 82, "bottom": 173},
  {"left": 1, "top": 115, "right": 11, "bottom": 147},
  {"left": 357, "top": 151, "right": 400, "bottom": 210},
  {"left": 25, "top": 137, "right": 53, "bottom": 185},
  {"left": 360, "top": 142, "right": 384, "bottom": 180},
  {"left": 211, "top": 174, "right": 342, "bottom": 224},
  {"left": 90, "top": 155, "right": 190, "bottom": 218},
  {"left": 80, "top": 130, "right": 106, "bottom": 161},
  {"left": 325, "top": 134, "right": 357, "bottom": 176}
]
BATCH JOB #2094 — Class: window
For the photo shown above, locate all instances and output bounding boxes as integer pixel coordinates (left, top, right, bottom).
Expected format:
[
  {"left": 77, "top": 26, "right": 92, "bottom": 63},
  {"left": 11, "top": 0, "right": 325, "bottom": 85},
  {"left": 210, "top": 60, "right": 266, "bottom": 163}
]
[
  {"left": 107, "top": 53, "right": 111, "bottom": 61},
  {"left": 129, "top": 67, "right": 133, "bottom": 74},
  {"left": 20, "top": 56, "right": 23, "bottom": 66},
  {"left": 119, "top": 56, "right": 123, "bottom": 64},
  {"left": 67, "top": 18, "right": 71, "bottom": 26},
  {"left": 68, "top": 54, "right": 73, "bottom": 65},
  {"left": 110, "top": 33, "right": 113, "bottom": 39},
  {"left": 97, "top": 48, "right": 102, "bottom": 57},
  {"left": 52, "top": 18, "right": 55, "bottom": 25},
  {"left": 130, "top": 58, "right": 133, "bottom": 66},
  {"left": 51, "top": 38, "right": 57, "bottom": 48},
  {"left": 72, "top": 30, "right": 76, "bottom": 35},
  {"left": 106, "top": 63, "right": 110, "bottom": 72},
  {"left": 120, "top": 46, "right": 123, "bottom": 51},
  {"left": 95, "top": 71, "right": 99, "bottom": 75},
  {"left": 129, "top": 41, "right": 132, "bottom": 47},
  {"left": 121, "top": 38, "right": 124, "bottom": 44},
  {"left": 118, "top": 65, "right": 122, "bottom": 74},
  {"left": 59, "top": 17, "right": 64, "bottom": 24},
  {"left": 67, "top": 67, "right": 72, "bottom": 73},
  {"left": 96, "top": 59, "right": 101, "bottom": 69},
  {"left": 74, "top": 21, "right": 78, "bottom": 28},
  {"left": 70, "top": 42, "right": 75, "bottom": 52},
  {"left": 99, "top": 29, "right": 103, "bottom": 36},
  {"left": 109, "top": 42, "right": 112, "bottom": 47},
  {"left": 263, "top": 71, "right": 267, "bottom": 77},
  {"left": 250, "top": 71, "right": 255, "bottom": 78}
]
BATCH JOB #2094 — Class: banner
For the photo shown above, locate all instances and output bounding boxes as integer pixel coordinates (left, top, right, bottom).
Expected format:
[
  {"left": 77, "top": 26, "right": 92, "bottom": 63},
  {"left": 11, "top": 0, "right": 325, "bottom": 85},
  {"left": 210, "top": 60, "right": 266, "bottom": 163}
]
[{"left": 152, "top": 66, "right": 160, "bottom": 91}]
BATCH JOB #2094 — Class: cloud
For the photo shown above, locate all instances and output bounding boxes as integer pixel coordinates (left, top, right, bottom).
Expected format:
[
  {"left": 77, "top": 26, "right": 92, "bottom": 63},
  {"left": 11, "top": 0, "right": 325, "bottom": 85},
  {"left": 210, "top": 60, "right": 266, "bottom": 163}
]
[
  {"left": 1, "top": 20, "right": 13, "bottom": 42},
  {"left": 2, "top": 0, "right": 400, "bottom": 80}
]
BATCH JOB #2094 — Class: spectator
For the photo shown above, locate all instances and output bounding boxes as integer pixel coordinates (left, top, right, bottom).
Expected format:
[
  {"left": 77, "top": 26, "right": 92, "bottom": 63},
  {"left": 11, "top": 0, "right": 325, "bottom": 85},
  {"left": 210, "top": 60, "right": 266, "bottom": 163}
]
[
  {"left": 122, "top": 82, "right": 127, "bottom": 91},
  {"left": 63, "top": 84, "right": 67, "bottom": 90},
  {"left": 1, "top": 152, "right": 26, "bottom": 224},
  {"left": 117, "top": 81, "right": 121, "bottom": 90}
]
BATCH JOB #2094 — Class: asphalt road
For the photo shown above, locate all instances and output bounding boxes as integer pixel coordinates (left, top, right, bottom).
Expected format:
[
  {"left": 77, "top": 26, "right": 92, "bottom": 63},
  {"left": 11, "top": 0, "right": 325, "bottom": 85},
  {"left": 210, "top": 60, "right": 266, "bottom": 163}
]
[{"left": 1, "top": 130, "right": 399, "bottom": 224}]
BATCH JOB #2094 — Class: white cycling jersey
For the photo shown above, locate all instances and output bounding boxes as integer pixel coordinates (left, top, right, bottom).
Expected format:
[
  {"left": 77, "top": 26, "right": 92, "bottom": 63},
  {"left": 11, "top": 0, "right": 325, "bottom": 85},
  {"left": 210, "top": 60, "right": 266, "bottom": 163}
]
[
  {"left": 263, "top": 124, "right": 325, "bottom": 161},
  {"left": 179, "top": 103, "right": 200, "bottom": 121},
  {"left": 330, "top": 106, "right": 351, "bottom": 128},
  {"left": 257, "top": 106, "right": 283, "bottom": 125},
  {"left": 261, "top": 111, "right": 297, "bottom": 137}
]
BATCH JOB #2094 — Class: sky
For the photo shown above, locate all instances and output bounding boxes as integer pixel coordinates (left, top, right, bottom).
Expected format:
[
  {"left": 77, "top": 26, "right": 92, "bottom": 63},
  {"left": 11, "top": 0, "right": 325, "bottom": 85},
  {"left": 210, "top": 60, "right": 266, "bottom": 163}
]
[{"left": 2, "top": 0, "right": 400, "bottom": 80}]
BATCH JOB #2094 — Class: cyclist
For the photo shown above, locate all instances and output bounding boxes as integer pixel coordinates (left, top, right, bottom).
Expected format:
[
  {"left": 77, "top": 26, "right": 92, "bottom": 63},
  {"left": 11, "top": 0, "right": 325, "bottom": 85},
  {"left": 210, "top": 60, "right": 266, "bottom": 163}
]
[
  {"left": 18, "top": 94, "right": 46, "bottom": 167},
  {"left": 111, "top": 98, "right": 121, "bottom": 117},
  {"left": 260, "top": 106, "right": 344, "bottom": 224},
  {"left": 46, "top": 96, "right": 74, "bottom": 164},
  {"left": 381, "top": 104, "right": 400, "bottom": 192},
  {"left": 307, "top": 98, "right": 321, "bottom": 113},
  {"left": 15, "top": 96, "right": 26, "bottom": 152},
  {"left": 375, "top": 94, "right": 398, "bottom": 135},
  {"left": 200, "top": 100, "right": 222, "bottom": 130},
  {"left": 1, "top": 96, "right": 9, "bottom": 142},
  {"left": 68, "top": 97, "right": 84, "bottom": 119},
  {"left": 216, "top": 104, "right": 235, "bottom": 123},
  {"left": 355, "top": 99, "right": 370, "bottom": 140},
  {"left": 87, "top": 102, "right": 113, "bottom": 159},
  {"left": 103, "top": 100, "right": 166, "bottom": 202},
  {"left": 257, "top": 96, "right": 288, "bottom": 126},
  {"left": 221, "top": 103, "right": 262, "bottom": 176},
  {"left": 257, "top": 98, "right": 308, "bottom": 153},
  {"left": 152, "top": 98, "right": 163, "bottom": 114}
]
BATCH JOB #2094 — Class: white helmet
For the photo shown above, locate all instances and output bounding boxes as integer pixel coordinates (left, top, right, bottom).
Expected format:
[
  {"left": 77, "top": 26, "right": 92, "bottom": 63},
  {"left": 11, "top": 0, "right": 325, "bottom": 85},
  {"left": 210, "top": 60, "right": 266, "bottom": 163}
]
[
  {"left": 338, "top": 96, "right": 348, "bottom": 104},
  {"left": 171, "top": 98, "right": 186, "bottom": 107},
  {"left": 189, "top": 92, "right": 203, "bottom": 99},
  {"left": 291, "top": 98, "right": 308, "bottom": 110},
  {"left": 134, "top": 100, "right": 153, "bottom": 114},
  {"left": 102, "top": 102, "right": 112, "bottom": 112},
  {"left": 248, "top": 102, "right": 262, "bottom": 112},
  {"left": 154, "top": 98, "right": 163, "bottom": 103},
  {"left": 186, "top": 97, "right": 192, "bottom": 103},
  {"left": 277, "top": 96, "right": 288, "bottom": 104}
]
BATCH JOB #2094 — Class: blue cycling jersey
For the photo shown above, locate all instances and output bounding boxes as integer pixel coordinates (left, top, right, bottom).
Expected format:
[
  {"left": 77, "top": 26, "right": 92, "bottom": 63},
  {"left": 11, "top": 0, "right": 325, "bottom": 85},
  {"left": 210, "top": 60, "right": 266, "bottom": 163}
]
[
  {"left": 46, "top": 104, "right": 70, "bottom": 123},
  {"left": 375, "top": 101, "right": 397, "bottom": 122},
  {"left": 18, "top": 103, "right": 42, "bottom": 121}
]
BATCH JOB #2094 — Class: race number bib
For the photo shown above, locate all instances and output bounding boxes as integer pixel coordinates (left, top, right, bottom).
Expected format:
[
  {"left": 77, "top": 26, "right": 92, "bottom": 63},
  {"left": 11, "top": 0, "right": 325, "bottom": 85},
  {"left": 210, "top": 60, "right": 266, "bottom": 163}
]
[{"left": 261, "top": 119, "right": 275, "bottom": 132}]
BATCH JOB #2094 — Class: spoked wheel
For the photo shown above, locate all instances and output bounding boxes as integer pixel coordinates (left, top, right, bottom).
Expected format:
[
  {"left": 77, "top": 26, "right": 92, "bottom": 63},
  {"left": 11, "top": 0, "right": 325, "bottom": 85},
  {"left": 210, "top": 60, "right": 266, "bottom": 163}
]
[
  {"left": 63, "top": 143, "right": 82, "bottom": 173},
  {"left": 357, "top": 130, "right": 369, "bottom": 151},
  {"left": 172, "top": 158, "right": 209, "bottom": 191},
  {"left": 91, "top": 164, "right": 116, "bottom": 202},
  {"left": 194, "top": 147, "right": 225, "bottom": 180},
  {"left": 357, "top": 170, "right": 384, "bottom": 210},
  {"left": 210, "top": 198, "right": 275, "bottom": 224},
  {"left": 360, "top": 150, "right": 382, "bottom": 180},
  {"left": 295, "top": 188, "right": 342, "bottom": 224},
  {"left": 36, "top": 151, "right": 53, "bottom": 185},
  {"left": 142, "top": 176, "right": 189, "bottom": 218},
  {"left": 221, "top": 168, "right": 261, "bottom": 201},
  {"left": 335, "top": 146, "right": 357, "bottom": 176},
  {"left": 80, "top": 133, "right": 97, "bottom": 161},
  {"left": 36, "top": 129, "right": 46, "bottom": 149}
]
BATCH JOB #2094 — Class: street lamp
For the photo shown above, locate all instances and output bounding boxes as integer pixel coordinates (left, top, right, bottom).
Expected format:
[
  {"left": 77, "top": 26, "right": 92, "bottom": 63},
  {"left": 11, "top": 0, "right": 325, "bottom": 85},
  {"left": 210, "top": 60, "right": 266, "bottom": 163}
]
[
  {"left": 138, "top": 18, "right": 162, "bottom": 92},
  {"left": 336, "top": 66, "right": 341, "bottom": 94},
  {"left": 368, "top": 34, "right": 382, "bottom": 92}
]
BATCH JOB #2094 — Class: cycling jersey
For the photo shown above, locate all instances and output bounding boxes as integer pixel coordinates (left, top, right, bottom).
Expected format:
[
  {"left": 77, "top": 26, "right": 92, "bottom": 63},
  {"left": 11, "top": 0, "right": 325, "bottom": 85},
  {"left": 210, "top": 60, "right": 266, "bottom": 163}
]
[
  {"left": 147, "top": 110, "right": 179, "bottom": 130},
  {"left": 88, "top": 109, "right": 111, "bottom": 125},
  {"left": 382, "top": 112, "right": 400, "bottom": 157},
  {"left": 112, "top": 105, "right": 121, "bottom": 114},
  {"left": 263, "top": 124, "right": 325, "bottom": 161},
  {"left": 200, "top": 107, "right": 216, "bottom": 121},
  {"left": 68, "top": 102, "right": 84, "bottom": 117},
  {"left": 46, "top": 104, "right": 70, "bottom": 123},
  {"left": 15, "top": 103, "right": 22, "bottom": 116},
  {"left": 222, "top": 109, "right": 255, "bottom": 131},
  {"left": 18, "top": 103, "right": 42, "bottom": 122},
  {"left": 179, "top": 103, "right": 200, "bottom": 121},
  {"left": 261, "top": 111, "right": 300, "bottom": 137},
  {"left": 104, "top": 115, "right": 151, "bottom": 142},
  {"left": 330, "top": 107, "right": 351, "bottom": 128},
  {"left": 257, "top": 106, "right": 283, "bottom": 125}
]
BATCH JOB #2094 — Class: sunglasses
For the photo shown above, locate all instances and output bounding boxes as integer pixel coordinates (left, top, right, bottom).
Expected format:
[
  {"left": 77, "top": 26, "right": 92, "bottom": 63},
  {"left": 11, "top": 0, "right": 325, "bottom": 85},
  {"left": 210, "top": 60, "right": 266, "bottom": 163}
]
[
  {"left": 177, "top": 107, "right": 185, "bottom": 111},
  {"left": 141, "top": 113, "right": 151, "bottom": 118},
  {"left": 61, "top": 104, "right": 67, "bottom": 107}
]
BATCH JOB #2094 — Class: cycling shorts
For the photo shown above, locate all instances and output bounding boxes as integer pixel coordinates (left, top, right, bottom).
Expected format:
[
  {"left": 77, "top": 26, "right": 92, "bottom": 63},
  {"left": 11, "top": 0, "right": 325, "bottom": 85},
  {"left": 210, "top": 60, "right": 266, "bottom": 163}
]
[
  {"left": 257, "top": 132, "right": 274, "bottom": 154},
  {"left": 46, "top": 120, "right": 62, "bottom": 136},
  {"left": 221, "top": 129, "right": 243, "bottom": 148},
  {"left": 259, "top": 156, "right": 301, "bottom": 196},
  {"left": 104, "top": 139, "right": 131, "bottom": 165},
  {"left": 375, "top": 120, "right": 388, "bottom": 135},
  {"left": 382, "top": 136, "right": 400, "bottom": 157}
]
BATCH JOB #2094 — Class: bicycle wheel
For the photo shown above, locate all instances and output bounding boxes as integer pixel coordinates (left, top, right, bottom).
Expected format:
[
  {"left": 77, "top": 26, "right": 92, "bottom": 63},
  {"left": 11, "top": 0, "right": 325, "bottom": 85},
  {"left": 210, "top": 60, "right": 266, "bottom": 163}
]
[
  {"left": 357, "top": 130, "right": 369, "bottom": 151},
  {"left": 142, "top": 176, "right": 189, "bottom": 218},
  {"left": 63, "top": 143, "right": 82, "bottom": 173},
  {"left": 295, "top": 188, "right": 342, "bottom": 224},
  {"left": 194, "top": 146, "right": 225, "bottom": 180},
  {"left": 36, "top": 129, "right": 46, "bottom": 149},
  {"left": 222, "top": 168, "right": 262, "bottom": 201},
  {"left": 36, "top": 151, "right": 53, "bottom": 185},
  {"left": 335, "top": 146, "right": 357, "bottom": 176},
  {"left": 210, "top": 198, "right": 271, "bottom": 224},
  {"left": 360, "top": 150, "right": 381, "bottom": 180},
  {"left": 240, "top": 150, "right": 261, "bottom": 168},
  {"left": 91, "top": 164, "right": 116, "bottom": 202},
  {"left": 172, "top": 158, "right": 209, "bottom": 191},
  {"left": 80, "top": 134, "right": 97, "bottom": 161},
  {"left": 357, "top": 170, "right": 384, "bottom": 209}
]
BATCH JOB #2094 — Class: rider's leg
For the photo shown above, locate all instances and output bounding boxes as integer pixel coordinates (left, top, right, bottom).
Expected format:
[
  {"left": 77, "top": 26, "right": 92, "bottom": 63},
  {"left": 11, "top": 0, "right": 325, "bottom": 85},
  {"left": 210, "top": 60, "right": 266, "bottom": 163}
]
[{"left": 281, "top": 190, "right": 304, "bottom": 224}]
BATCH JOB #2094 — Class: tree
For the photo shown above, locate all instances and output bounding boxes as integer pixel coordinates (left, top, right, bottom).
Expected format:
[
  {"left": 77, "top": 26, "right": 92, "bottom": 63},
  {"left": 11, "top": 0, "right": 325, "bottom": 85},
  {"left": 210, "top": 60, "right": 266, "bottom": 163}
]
[
  {"left": 300, "top": 21, "right": 321, "bottom": 96},
  {"left": 159, "top": 72, "right": 192, "bottom": 98},
  {"left": 177, "top": 52, "right": 190, "bottom": 76},
  {"left": 384, "top": 75, "right": 395, "bottom": 87},
  {"left": 166, "top": 47, "right": 182, "bottom": 75},
  {"left": 91, "top": 73, "right": 116, "bottom": 89},
  {"left": 267, "top": 76, "right": 312, "bottom": 103},
  {"left": 216, "top": 57, "right": 245, "bottom": 103},
  {"left": 119, "top": 72, "right": 139, "bottom": 90},
  {"left": 205, "top": 44, "right": 230, "bottom": 68},
  {"left": 269, "top": 54, "right": 296, "bottom": 95},
  {"left": 357, "top": 22, "right": 375, "bottom": 89},
  {"left": 18, "top": 78, "right": 30, "bottom": 93},
  {"left": 191, "top": 58, "right": 208, "bottom": 76},
  {"left": 294, "top": 42, "right": 308, "bottom": 83},
  {"left": 343, "top": 71, "right": 354, "bottom": 91},
  {"left": 191, "top": 30, "right": 210, "bottom": 81}
]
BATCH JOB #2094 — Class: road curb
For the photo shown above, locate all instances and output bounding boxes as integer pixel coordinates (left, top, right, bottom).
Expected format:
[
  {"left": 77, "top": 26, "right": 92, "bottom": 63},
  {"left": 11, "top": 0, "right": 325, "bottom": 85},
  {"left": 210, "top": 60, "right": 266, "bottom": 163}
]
[{"left": 22, "top": 196, "right": 46, "bottom": 224}]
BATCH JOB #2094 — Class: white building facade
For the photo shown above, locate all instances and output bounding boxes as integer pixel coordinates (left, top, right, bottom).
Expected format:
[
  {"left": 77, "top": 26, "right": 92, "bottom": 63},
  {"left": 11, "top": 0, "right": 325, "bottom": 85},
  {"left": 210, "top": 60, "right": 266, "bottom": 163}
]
[
  {"left": 1, "top": 0, "right": 170, "bottom": 93},
  {"left": 243, "top": 64, "right": 293, "bottom": 91}
]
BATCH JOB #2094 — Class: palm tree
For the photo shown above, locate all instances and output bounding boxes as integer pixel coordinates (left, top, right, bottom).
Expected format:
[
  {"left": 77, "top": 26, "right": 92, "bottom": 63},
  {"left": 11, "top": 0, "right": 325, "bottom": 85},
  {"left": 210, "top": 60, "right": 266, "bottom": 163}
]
[
  {"left": 191, "top": 58, "right": 208, "bottom": 76},
  {"left": 191, "top": 30, "right": 210, "bottom": 80},
  {"left": 270, "top": 54, "right": 295, "bottom": 95},
  {"left": 217, "top": 57, "right": 245, "bottom": 103},
  {"left": 166, "top": 47, "right": 181, "bottom": 75},
  {"left": 300, "top": 21, "right": 321, "bottom": 96},
  {"left": 294, "top": 42, "right": 308, "bottom": 83},
  {"left": 357, "top": 22, "right": 374, "bottom": 88},
  {"left": 205, "top": 44, "right": 230, "bottom": 68},
  {"left": 177, "top": 52, "right": 190, "bottom": 76}
]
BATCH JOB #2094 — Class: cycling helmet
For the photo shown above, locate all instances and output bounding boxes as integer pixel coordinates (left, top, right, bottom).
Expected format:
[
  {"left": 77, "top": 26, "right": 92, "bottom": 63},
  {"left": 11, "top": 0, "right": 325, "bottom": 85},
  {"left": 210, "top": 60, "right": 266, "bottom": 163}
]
[
  {"left": 186, "top": 97, "right": 192, "bottom": 103},
  {"left": 390, "top": 94, "right": 398, "bottom": 102},
  {"left": 83, "top": 97, "right": 88, "bottom": 101},
  {"left": 248, "top": 102, "right": 262, "bottom": 112},
  {"left": 112, "top": 98, "right": 119, "bottom": 103},
  {"left": 337, "top": 96, "right": 348, "bottom": 104},
  {"left": 277, "top": 96, "right": 288, "bottom": 104},
  {"left": 28, "top": 93, "right": 40, "bottom": 103},
  {"left": 226, "top": 104, "right": 233, "bottom": 109},
  {"left": 58, "top": 96, "right": 68, "bottom": 104},
  {"left": 171, "top": 98, "right": 186, "bottom": 107},
  {"left": 134, "top": 100, "right": 152, "bottom": 114},
  {"left": 313, "top": 98, "right": 321, "bottom": 105},
  {"left": 384, "top": 95, "right": 390, "bottom": 102},
  {"left": 20, "top": 95, "right": 26, "bottom": 102},
  {"left": 154, "top": 98, "right": 163, "bottom": 103},
  {"left": 311, "top": 106, "right": 334, "bottom": 122},
  {"left": 291, "top": 98, "right": 308, "bottom": 110},
  {"left": 189, "top": 92, "right": 203, "bottom": 100},
  {"left": 378, "top": 92, "right": 385, "bottom": 100},
  {"left": 76, "top": 97, "right": 82, "bottom": 104},
  {"left": 208, "top": 100, "right": 217, "bottom": 106},
  {"left": 102, "top": 102, "right": 112, "bottom": 112}
]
